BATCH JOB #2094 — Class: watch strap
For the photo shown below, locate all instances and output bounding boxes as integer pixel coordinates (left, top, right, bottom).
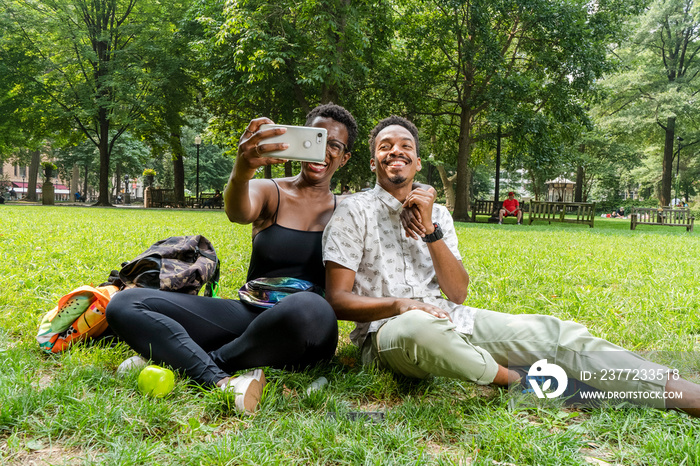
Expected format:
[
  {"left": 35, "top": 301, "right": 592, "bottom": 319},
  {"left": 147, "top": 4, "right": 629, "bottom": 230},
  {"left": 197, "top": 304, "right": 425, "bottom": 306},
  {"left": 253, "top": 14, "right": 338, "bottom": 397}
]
[{"left": 422, "top": 222, "right": 443, "bottom": 243}]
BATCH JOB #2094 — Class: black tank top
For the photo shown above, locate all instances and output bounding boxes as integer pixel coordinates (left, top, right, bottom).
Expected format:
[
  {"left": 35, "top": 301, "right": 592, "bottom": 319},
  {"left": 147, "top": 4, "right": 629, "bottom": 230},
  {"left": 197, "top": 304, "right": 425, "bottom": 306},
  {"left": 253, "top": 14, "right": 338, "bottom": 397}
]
[{"left": 246, "top": 180, "right": 335, "bottom": 288}]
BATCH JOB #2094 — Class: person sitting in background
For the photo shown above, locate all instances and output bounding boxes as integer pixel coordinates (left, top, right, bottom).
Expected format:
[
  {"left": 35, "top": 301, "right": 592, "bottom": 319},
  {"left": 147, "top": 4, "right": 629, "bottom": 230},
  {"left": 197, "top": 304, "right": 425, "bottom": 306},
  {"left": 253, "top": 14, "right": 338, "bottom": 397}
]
[
  {"left": 499, "top": 191, "right": 523, "bottom": 225},
  {"left": 611, "top": 207, "right": 625, "bottom": 218},
  {"left": 204, "top": 189, "right": 223, "bottom": 208}
]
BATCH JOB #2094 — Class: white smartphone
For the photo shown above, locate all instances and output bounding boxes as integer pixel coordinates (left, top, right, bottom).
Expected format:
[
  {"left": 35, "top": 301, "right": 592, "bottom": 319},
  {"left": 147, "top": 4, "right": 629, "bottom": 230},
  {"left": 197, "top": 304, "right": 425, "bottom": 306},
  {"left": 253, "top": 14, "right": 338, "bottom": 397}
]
[{"left": 258, "top": 124, "right": 327, "bottom": 163}]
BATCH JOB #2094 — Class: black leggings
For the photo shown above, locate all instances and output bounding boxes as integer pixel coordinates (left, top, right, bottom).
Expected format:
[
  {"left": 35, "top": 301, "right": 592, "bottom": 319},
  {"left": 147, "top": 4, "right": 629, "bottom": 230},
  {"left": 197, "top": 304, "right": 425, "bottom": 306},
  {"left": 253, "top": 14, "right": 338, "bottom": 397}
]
[{"left": 106, "top": 288, "right": 338, "bottom": 386}]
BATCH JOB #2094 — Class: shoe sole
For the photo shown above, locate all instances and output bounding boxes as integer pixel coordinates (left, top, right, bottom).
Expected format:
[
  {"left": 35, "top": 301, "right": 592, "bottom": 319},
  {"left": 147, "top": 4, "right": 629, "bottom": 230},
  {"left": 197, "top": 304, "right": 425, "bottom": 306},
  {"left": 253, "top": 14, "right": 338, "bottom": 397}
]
[
  {"left": 232, "top": 369, "right": 267, "bottom": 414},
  {"left": 116, "top": 355, "right": 148, "bottom": 375}
]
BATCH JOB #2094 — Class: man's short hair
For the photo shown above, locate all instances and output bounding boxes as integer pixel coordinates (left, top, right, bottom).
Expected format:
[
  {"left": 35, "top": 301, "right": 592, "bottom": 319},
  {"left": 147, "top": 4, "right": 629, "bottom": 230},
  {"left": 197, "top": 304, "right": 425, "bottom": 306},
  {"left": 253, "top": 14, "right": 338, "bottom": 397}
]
[
  {"left": 305, "top": 103, "right": 358, "bottom": 151},
  {"left": 368, "top": 115, "right": 420, "bottom": 157}
]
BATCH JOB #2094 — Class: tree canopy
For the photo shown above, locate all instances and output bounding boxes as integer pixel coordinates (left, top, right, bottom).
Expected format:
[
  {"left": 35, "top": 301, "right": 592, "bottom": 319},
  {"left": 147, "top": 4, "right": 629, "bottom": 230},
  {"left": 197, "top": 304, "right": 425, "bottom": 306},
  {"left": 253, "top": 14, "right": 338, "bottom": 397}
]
[{"left": 1, "top": 0, "right": 697, "bottom": 210}]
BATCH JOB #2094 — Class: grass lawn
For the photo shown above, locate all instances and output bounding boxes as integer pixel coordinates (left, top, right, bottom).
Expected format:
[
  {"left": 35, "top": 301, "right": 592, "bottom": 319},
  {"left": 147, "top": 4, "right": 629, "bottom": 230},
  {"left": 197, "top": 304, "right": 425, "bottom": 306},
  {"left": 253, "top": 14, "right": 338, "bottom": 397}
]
[{"left": 1, "top": 205, "right": 699, "bottom": 465}]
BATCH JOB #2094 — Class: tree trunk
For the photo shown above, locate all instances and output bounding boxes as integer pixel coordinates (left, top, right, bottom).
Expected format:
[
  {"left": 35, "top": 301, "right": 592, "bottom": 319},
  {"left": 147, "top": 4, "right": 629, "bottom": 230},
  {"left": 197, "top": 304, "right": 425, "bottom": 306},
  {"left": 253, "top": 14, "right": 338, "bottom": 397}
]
[
  {"left": 169, "top": 126, "right": 186, "bottom": 206},
  {"left": 114, "top": 165, "right": 121, "bottom": 201},
  {"left": 436, "top": 165, "right": 456, "bottom": 211},
  {"left": 575, "top": 163, "right": 584, "bottom": 202},
  {"left": 26, "top": 150, "right": 41, "bottom": 201},
  {"left": 96, "top": 113, "right": 111, "bottom": 205},
  {"left": 453, "top": 109, "right": 473, "bottom": 221},
  {"left": 70, "top": 165, "right": 80, "bottom": 198},
  {"left": 264, "top": 165, "right": 272, "bottom": 179},
  {"left": 493, "top": 126, "right": 501, "bottom": 204},
  {"left": 661, "top": 116, "right": 675, "bottom": 206},
  {"left": 529, "top": 172, "right": 541, "bottom": 200},
  {"left": 284, "top": 161, "right": 293, "bottom": 177},
  {"left": 83, "top": 163, "right": 89, "bottom": 200}
]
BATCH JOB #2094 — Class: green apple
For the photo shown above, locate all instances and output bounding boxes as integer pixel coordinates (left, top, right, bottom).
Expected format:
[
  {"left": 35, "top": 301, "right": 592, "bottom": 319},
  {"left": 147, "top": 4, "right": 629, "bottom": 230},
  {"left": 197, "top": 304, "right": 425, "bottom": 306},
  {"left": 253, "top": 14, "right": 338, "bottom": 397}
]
[{"left": 137, "top": 365, "right": 175, "bottom": 397}]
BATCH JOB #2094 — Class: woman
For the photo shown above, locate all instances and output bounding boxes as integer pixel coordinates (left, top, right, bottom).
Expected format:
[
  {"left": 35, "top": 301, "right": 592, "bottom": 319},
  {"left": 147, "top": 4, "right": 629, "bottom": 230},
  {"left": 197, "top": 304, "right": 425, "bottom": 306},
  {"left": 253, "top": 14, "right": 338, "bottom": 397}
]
[{"left": 106, "top": 103, "right": 357, "bottom": 413}]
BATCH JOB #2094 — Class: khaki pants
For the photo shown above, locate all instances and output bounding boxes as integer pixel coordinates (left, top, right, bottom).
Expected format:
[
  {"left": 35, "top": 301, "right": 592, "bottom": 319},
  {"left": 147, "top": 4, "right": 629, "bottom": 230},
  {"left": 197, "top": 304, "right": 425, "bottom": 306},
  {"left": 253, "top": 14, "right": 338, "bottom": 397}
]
[{"left": 364, "top": 309, "right": 667, "bottom": 408}]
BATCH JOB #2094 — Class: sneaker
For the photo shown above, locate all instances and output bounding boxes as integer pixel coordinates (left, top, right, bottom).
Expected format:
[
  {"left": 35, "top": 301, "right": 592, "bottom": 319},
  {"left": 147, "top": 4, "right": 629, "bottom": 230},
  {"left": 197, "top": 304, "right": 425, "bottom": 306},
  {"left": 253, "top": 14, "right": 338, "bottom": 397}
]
[
  {"left": 222, "top": 369, "right": 266, "bottom": 414},
  {"left": 116, "top": 355, "right": 148, "bottom": 375},
  {"left": 517, "top": 221, "right": 522, "bottom": 225},
  {"left": 498, "top": 220, "right": 503, "bottom": 225}
]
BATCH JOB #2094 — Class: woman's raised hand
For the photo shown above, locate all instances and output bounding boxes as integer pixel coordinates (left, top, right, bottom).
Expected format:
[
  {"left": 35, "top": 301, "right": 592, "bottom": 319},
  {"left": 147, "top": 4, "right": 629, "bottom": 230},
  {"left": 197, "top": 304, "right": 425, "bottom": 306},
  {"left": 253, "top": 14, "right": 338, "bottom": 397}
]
[{"left": 236, "top": 117, "right": 289, "bottom": 172}]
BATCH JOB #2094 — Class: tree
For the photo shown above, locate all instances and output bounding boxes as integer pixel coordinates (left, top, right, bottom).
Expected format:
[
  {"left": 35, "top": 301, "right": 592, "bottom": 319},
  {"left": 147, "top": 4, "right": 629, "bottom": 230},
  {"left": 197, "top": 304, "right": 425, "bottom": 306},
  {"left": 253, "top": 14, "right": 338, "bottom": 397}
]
[
  {"left": 0, "top": 4, "right": 66, "bottom": 201},
  {"left": 1, "top": 0, "right": 175, "bottom": 205},
  {"left": 197, "top": 0, "right": 393, "bottom": 185},
  {"left": 392, "top": 0, "right": 641, "bottom": 220},
  {"left": 597, "top": 0, "right": 700, "bottom": 206},
  {"left": 568, "top": 129, "right": 640, "bottom": 201},
  {"left": 135, "top": 4, "right": 204, "bottom": 206}
]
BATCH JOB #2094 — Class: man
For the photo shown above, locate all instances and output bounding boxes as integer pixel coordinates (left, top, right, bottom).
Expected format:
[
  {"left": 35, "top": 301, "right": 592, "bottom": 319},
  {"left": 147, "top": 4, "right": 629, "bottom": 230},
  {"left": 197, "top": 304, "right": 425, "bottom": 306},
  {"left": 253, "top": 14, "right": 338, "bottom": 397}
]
[
  {"left": 323, "top": 115, "right": 700, "bottom": 416},
  {"left": 499, "top": 191, "right": 522, "bottom": 225},
  {"left": 612, "top": 206, "right": 625, "bottom": 218}
]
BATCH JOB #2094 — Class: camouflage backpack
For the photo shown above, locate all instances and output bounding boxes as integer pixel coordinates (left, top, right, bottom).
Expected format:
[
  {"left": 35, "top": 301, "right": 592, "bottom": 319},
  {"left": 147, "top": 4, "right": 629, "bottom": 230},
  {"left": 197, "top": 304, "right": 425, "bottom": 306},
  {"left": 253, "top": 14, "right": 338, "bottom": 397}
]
[{"left": 111, "top": 235, "right": 220, "bottom": 297}]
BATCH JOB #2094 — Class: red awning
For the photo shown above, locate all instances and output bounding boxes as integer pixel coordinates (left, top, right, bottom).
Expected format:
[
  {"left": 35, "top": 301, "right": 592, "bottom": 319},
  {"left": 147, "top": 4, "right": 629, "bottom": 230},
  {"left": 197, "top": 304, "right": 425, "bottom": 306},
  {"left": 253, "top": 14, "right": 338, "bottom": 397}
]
[
  {"left": 7, "top": 181, "right": 69, "bottom": 194},
  {"left": 10, "top": 182, "right": 68, "bottom": 189}
]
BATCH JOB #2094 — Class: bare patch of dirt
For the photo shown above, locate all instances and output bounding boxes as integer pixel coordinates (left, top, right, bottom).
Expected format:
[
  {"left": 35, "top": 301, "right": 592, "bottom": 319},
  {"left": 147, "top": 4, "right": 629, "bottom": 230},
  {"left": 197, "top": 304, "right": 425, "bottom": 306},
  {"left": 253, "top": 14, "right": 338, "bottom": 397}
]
[{"left": 1, "top": 440, "right": 100, "bottom": 466}]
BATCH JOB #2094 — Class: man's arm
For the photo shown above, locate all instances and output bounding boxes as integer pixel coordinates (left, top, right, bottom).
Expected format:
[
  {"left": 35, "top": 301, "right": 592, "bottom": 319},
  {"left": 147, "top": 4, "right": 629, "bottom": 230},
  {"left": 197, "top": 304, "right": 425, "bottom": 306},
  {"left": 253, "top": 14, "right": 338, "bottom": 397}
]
[
  {"left": 325, "top": 262, "right": 451, "bottom": 322},
  {"left": 425, "top": 238, "right": 469, "bottom": 304},
  {"left": 403, "top": 188, "right": 469, "bottom": 303}
]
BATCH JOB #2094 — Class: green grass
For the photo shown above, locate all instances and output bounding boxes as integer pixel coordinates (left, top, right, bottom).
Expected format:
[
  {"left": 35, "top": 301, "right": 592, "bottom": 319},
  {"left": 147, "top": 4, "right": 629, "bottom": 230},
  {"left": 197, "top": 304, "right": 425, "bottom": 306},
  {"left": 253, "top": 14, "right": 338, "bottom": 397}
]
[{"left": 1, "top": 205, "right": 699, "bottom": 465}]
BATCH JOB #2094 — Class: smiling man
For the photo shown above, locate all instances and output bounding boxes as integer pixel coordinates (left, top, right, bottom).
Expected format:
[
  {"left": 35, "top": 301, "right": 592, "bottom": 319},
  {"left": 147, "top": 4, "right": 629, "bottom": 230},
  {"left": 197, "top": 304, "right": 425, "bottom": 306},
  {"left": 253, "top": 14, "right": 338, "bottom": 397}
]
[{"left": 322, "top": 115, "right": 700, "bottom": 416}]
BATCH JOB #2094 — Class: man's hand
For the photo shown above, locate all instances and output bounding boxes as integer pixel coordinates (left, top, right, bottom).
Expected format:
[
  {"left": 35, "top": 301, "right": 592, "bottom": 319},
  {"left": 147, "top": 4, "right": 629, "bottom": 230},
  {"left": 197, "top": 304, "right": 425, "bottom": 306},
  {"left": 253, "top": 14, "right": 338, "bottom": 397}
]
[
  {"left": 400, "top": 206, "right": 426, "bottom": 239},
  {"left": 395, "top": 298, "right": 452, "bottom": 321},
  {"left": 402, "top": 187, "right": 437, "bottom": 235}
]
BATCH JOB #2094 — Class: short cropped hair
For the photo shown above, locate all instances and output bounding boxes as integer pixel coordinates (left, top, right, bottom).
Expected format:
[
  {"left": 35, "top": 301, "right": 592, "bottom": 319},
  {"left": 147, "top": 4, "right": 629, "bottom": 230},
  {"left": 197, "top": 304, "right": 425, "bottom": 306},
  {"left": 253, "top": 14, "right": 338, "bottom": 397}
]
[
  {"left": 305, "top": 103, "right": 358, "bottom": 151},
  {"left": 368, "top": 115, "right": 419, "bottom": 157}
]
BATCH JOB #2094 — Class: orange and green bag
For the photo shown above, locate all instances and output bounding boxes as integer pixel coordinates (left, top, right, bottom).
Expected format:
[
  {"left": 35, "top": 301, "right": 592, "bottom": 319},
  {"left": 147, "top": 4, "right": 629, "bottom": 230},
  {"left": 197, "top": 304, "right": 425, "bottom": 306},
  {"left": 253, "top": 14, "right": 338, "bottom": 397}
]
[{"left": 36, "top": 284, "right": 120, "bottom": 353}]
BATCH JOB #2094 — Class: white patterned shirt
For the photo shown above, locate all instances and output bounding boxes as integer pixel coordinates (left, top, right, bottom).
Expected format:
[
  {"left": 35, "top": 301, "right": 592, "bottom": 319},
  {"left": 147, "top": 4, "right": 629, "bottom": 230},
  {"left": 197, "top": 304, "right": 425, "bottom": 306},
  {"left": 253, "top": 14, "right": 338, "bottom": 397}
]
[{"left": 323, "top": 184, "right": 477, "bottom": 348}]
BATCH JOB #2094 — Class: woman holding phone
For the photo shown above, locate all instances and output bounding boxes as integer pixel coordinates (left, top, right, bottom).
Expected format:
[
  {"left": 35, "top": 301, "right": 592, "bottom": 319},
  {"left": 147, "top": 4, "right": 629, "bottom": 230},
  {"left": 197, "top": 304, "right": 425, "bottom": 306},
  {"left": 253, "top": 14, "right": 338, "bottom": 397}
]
[{"left": 107, "top": 103, "right": 356, "bottom": 413}]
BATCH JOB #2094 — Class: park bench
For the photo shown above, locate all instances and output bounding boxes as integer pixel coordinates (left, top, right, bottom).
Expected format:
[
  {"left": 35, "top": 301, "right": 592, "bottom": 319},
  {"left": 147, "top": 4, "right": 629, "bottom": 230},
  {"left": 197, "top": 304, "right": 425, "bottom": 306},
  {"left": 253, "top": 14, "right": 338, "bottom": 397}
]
[
  {"left": 528, "top": 200, "right": 596, "bottom": 228},
  {"left": 471, "top": 199, "right": 502, "bottom": 222},
  {"left": 630, "top": 207, "right": 694, "bottom": 232},
  {"left": 147, "top": 188, "right": 176, "bottom": 208}
]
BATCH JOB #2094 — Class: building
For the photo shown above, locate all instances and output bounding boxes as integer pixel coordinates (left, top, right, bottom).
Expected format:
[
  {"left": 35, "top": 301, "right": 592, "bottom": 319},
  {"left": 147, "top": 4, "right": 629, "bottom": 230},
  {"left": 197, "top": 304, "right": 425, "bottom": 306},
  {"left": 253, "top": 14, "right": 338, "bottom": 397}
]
[
  {"left": 545, "top": 176, "right": 576, "bottom": 202},
  {"left": 1, "top": 161, "right": 71, "bottom": 201}
]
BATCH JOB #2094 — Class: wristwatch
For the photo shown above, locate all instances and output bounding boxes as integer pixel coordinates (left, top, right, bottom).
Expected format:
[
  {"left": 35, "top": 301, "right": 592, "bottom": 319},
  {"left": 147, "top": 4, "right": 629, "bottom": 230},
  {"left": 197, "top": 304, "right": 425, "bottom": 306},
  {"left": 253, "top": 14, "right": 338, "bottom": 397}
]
[{"left": 422, "top": 223, "right": 444, "bottom": 243}]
